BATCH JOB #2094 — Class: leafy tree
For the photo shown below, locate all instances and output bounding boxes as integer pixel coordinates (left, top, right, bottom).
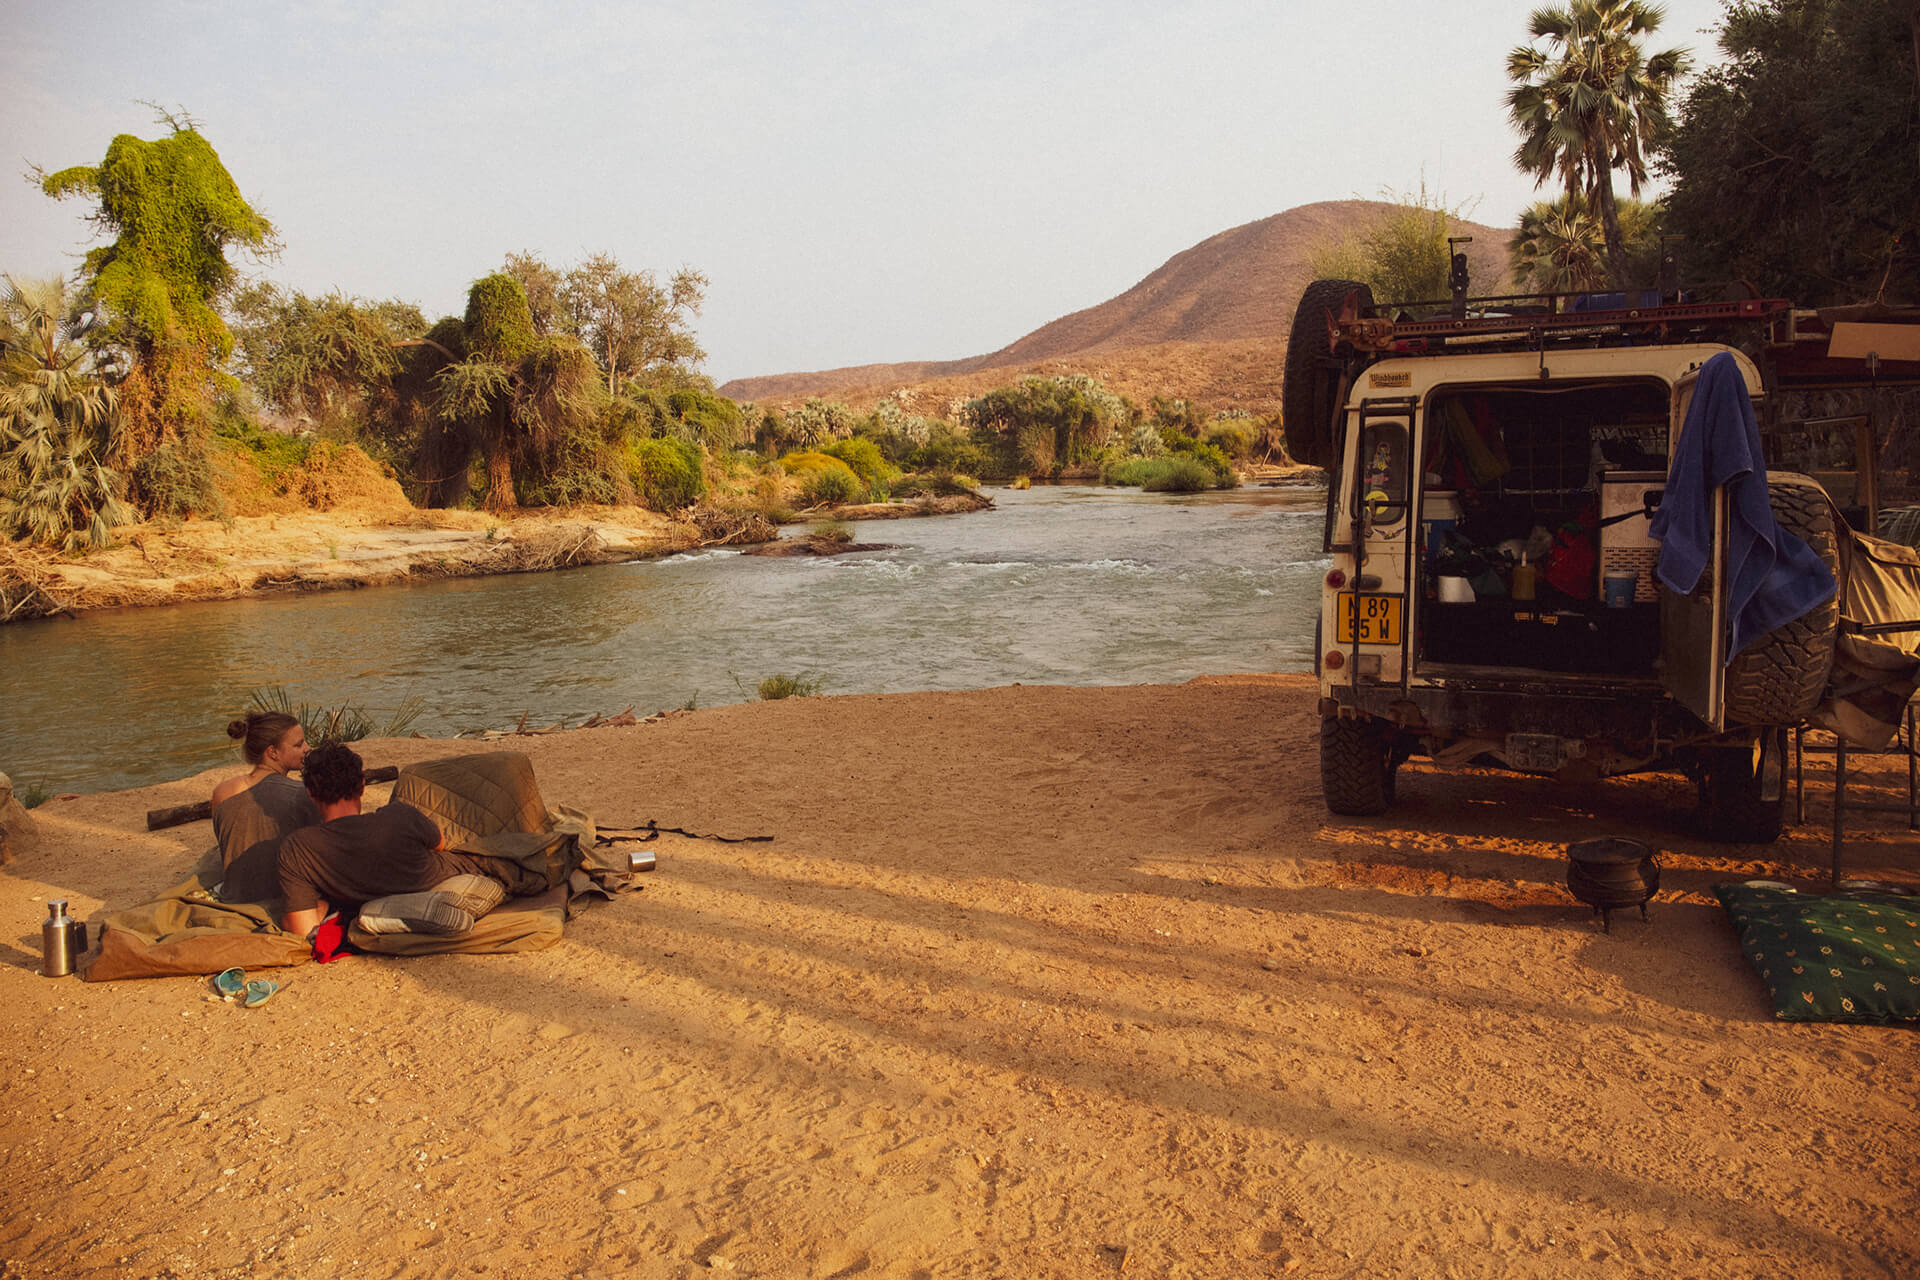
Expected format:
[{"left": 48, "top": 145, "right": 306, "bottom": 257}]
[
  {"left": 229, "top": 284, "right": 423, "bottom": 435},
  {"left": 1659, "top": 0, "right": 1920, "bottom": 304},
  {"left": 0, "top": 275, "right": 134, "bottom": 550},
  {"left": 426, "top": 273, "right": 604, "bottom": 511},
  {"left": 501, "top": 251, "right": 566, "bottom": 336},
  {"left": 500, "top": 251, "right": 707, "bottom": 395},
  {"left": 1507, "top": 1, "right": 1689, "bottom": 288},
  {"left": 563, "top": 254, "right": 707, "bottom": 395},
  {"left": 964, "top": 375, "right": 1132, "bottom": 476},
  {"left": 36, "top": 114, "right": 275, "bottom": 487}
]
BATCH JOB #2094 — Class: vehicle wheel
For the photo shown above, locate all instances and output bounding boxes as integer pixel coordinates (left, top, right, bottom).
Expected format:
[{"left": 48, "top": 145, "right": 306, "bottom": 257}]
[
  {"left": 1722, "top": 473, "right": 1841, "bottom": 726},
  {"left": 1698, "top": 740, "right": 1785, "bottom": 843},
  {"left": 1321, "top": 713, "right": 1395, "bottom": 816},
  {"left": 1283, "top": 279, "right": 1373, "bottom": 469}
]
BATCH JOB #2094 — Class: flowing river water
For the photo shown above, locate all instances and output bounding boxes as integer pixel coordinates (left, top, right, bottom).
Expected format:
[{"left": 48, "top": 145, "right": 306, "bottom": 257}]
[{"left": 1, "top": 484, "right": 1331, "bottom": 796}]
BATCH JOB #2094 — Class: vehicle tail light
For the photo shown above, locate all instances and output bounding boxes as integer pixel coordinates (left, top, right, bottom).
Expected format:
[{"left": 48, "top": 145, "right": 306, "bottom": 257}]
[
  {"left": 1325, "top": 568, "right": 1347, "bottom": 589},
  {"left": 1323, "top": 650, "right": 1345, "bottom": 669}
]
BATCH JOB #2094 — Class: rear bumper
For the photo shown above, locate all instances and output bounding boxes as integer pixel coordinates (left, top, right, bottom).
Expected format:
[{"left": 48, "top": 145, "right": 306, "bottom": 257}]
[{"left": 1322, "top": 676, "right": 1678, "bottom": 752}]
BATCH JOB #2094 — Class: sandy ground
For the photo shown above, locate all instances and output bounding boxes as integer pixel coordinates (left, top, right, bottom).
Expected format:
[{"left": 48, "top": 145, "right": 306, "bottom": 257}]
[{"left": 3, "top": 676, "right": 1917, "bottom": 1279}]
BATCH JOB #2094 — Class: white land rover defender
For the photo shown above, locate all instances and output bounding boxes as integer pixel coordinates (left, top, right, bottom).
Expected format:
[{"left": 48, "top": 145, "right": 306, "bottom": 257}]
[{"left": 1288, "top": 275, "right": 1920, "bottom": 842}]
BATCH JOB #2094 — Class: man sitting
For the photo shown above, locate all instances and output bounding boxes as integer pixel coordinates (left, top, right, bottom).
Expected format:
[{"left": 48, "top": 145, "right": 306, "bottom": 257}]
[{"left": 279, "top": 743, "right": 503, "bottom": 937}]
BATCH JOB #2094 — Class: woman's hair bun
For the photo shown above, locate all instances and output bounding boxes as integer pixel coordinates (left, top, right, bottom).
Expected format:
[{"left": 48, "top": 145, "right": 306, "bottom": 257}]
[{"left": 226, "top": 717, "right": 250, "bottom": 740}]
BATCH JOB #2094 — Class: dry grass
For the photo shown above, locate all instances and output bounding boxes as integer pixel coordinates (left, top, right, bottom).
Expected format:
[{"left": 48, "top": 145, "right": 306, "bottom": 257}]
[
  {"left": 477, "top": 522, "right": 605, "bottom": 572},
  {"left": 0, "top": 543, "right": 75, "bottom": 622}
]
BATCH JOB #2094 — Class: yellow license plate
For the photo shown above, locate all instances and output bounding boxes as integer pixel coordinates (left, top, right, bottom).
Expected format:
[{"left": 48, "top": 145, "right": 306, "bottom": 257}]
[{"left": 1336, "top": 592, "right": 1403, "bottom": 645}]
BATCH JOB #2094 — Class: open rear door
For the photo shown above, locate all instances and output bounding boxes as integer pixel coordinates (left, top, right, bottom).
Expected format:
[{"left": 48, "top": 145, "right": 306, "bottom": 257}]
[{"left": 1659, "top": 369, "right": 1728, "bottom": 730}]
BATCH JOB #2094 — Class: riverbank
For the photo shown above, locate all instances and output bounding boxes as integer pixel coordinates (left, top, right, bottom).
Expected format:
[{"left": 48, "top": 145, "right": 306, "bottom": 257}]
[
  {"left": 3, "top": 677, "right": 1913, "bottom": 1278},
  {"left": 0, "top": 491, "right": 995, "bottom": 624}
]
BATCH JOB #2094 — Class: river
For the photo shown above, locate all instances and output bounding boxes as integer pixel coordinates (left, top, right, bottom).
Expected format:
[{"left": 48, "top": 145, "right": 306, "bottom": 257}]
[{"left": 0, "top": 484, "right": 1330, "bottom": 796}]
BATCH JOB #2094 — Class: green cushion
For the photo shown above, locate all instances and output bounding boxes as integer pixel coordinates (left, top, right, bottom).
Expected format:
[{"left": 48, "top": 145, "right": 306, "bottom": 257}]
[{"left": 1715, "top": 883, "right": 1920, "bottom": 1023}]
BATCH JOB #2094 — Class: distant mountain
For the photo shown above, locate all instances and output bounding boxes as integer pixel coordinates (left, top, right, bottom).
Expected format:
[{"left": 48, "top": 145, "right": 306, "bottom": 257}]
[{"left": 720, "top": 199, "right": 1512, "bottom": 407}]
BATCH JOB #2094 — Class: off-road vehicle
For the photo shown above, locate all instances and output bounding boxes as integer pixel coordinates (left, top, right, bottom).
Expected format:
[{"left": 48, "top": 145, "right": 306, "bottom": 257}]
[{"left": 1289, "top": 268, "right": 1920, "bottom": 841}]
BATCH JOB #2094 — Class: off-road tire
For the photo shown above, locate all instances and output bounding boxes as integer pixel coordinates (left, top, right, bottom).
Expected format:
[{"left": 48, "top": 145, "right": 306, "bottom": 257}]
[
  {"left": 1722, "top": 473, "right": 1841, "bottom": 727},
  {"left": 1698, "top": 741, "right": 1785, "bottom": 843},
  {"left": 1283, "top": 280, "right": 1373, "bottom": 469},
  {"left": 1320, "top": 713, "right": 1395, "bottom": 816}
]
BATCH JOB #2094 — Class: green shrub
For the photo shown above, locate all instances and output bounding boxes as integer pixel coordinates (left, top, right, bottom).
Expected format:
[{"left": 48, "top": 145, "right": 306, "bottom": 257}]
[
  {"left": 810, "top": 519, "right": 853, "bottom": 544},
  {"left": 215, "top": 418, "right": 312, "bottom": 482},
  {"left": 821, "top": 437, "right": 899, "bottom": 498},
  {"left": 1102, "top": 457, "right": 1160, "bottom": 487},
  {"left": 756, "top": 672, "right": 825, "bottom": 700},
  {"left": 1202, "top": 419, "right": 1258, "bottom": 460},
  {"left": 627, "top": 437, "right": 707, "bottom": 511},
  {"left": 133, "top": 441, "right": 225, "bottom": 520},
  {"left": 1142, "top": 456, "right": 1218, "bottom": 492},
  {"left": 780, "top": 450, "right": 861, "bottom": 505},
  {"left": 1103, "top": 456, "right": 1226, "bottom": 492},
  {"left": 1160, "top": 436, "right": 1237, "bottom": 488},
  {"left": 800, "top": 465, "right": 858, "bottom": 506},
  {"left": 15, "top": 780, "right": 52, "bottom": 809}
]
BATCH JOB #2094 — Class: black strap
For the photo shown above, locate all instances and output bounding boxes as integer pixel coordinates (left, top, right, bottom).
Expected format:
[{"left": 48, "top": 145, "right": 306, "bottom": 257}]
[{"left": 595, "top": 820, "right": 774, "bottom": 846}]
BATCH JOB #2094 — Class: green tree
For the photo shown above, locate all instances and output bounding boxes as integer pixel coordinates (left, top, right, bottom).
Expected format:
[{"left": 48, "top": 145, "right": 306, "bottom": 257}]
[
  {"left": 427, "top": 273, "right": 605, "bottom": 511},
  {"left": 500, "top": 251, "right": 708, "bottom": 395},
  {"left": 562, "top": 254, "right": 707, "bottom": 395},
  {"left": 36, "top": 114, "right": 275, "bottom": 487},
  {"left": 964, "top": 375, "right": 1132, "bottom": 476},
  {"left": 1507, "top": 1, "right": 1689, "bottom": 288},
  {"left": 1659, "top": 0, "right": 1919, "bottom": 304},
  {"left": 229, "top": 285, "right": 424, "bottom": 436},
  {"left": 0, "top": 275, "right": 134, "bottom": 550}
]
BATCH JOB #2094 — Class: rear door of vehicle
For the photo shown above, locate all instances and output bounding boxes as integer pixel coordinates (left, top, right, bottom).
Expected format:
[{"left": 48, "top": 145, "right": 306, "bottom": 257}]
[{"left": 1657, "top": 367, "right": 1727, "bottom": 729}]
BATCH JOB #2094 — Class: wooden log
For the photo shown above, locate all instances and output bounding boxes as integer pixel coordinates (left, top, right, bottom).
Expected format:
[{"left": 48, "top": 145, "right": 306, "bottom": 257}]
[{"left": 145, "top": 765, "right": 401, "bottom": 831}]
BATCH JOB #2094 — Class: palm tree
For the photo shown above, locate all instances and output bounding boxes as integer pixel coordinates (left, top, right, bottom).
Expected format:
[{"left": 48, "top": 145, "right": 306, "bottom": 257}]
[
  {"left": 0, "top": 275, "right": 133, "bottom": 551},
  {"left": 1507, "top": 0, "right": 1688, "bottom": 289},
  {"left": 1512, "top": 195, "right": 1611, "bottom": 293}
]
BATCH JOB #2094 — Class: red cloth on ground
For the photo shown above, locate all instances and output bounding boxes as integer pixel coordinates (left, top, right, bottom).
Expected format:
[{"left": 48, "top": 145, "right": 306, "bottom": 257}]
[{"left": 312, "top": 912, "right": 350, "bottom": 963}]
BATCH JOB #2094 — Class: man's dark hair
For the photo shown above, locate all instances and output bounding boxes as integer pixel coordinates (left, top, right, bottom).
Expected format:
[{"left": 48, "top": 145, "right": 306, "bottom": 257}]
[{"left": 301, "top": 743, "right": 365, "bottom": 806}]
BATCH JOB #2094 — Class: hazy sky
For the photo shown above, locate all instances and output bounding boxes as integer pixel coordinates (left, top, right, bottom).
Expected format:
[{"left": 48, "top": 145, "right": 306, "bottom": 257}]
[{"left": 2, "top": 1, "right": 1732, "bottom": 384}]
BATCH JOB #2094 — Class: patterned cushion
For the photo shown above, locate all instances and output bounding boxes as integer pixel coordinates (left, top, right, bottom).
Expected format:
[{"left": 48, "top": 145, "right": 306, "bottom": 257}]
[
  {"left": 356, "top": 874, "right": 507, "bottom": 937},
  {"left": 1715, "top": 883, "right": 1920, "bottom": 1023}
]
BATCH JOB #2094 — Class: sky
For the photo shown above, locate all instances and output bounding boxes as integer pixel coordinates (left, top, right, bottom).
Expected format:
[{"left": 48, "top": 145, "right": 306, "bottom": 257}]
[{"left": 1, "top": 0, "right": 1734, "bottom": 385}]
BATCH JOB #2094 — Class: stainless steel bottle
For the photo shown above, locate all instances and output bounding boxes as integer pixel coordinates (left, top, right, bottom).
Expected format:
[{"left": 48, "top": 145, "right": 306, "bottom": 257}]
[{"left": 41, "top": 900, "right": 74, "bottom": 977}]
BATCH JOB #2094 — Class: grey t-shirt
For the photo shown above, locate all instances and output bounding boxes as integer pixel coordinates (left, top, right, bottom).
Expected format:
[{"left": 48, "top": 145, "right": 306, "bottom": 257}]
[{"left": 277, "top": 801, "right": 494, "bottom": 914}]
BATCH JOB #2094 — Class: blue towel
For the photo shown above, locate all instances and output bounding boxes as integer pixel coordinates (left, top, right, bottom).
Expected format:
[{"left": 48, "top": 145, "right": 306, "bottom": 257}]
[{"left": 1648, "top": 352, "right": 1836, "bottom": 658}]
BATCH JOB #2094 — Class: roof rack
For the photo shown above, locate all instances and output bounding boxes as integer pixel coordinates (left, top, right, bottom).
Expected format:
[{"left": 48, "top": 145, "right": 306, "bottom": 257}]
[{"left": 1335, "top": 292, "right": 1793, "bottom": 354}]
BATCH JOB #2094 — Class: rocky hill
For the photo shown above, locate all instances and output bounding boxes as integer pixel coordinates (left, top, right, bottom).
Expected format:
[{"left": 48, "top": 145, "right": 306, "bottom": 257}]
[{"left": 721, "top": 199, "right": 1511, "bottom": 410}]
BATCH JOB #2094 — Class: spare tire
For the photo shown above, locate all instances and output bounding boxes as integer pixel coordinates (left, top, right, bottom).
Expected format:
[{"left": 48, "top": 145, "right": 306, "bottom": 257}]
[
  {"left": 1722, "top": 473, "right": 1842, "bottom": 727},
  {"left": 1282, "top": 279, "right": 1373, "bottom": 468}
]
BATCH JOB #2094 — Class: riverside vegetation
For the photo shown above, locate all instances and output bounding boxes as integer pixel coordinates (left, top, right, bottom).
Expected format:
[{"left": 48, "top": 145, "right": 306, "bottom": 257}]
[{"left": 0, "top": 113, "right": 1277, "bottom": 616}]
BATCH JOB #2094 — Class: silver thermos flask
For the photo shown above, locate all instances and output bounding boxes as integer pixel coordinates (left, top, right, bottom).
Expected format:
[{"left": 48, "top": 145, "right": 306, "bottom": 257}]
[{"left": 41, "top": 900, "right": 74, "bottom": 977}]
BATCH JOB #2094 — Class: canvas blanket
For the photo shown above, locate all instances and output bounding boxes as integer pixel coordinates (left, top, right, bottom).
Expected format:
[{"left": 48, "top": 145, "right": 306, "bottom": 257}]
[
  {"left": 83, "top": 751, "right": 638, "bottom": 980},
  {"left": 1812, "top": 525, "right": 1920, "bottom": 749}
]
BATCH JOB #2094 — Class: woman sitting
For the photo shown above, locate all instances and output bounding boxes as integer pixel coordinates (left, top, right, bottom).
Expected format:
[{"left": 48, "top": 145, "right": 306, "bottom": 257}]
[
  {"left": 212, "top": 711, "right": 309, "bottom": 811},
  {"left": 210, "top": 712, "right": 320, "bottom": 903}
]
